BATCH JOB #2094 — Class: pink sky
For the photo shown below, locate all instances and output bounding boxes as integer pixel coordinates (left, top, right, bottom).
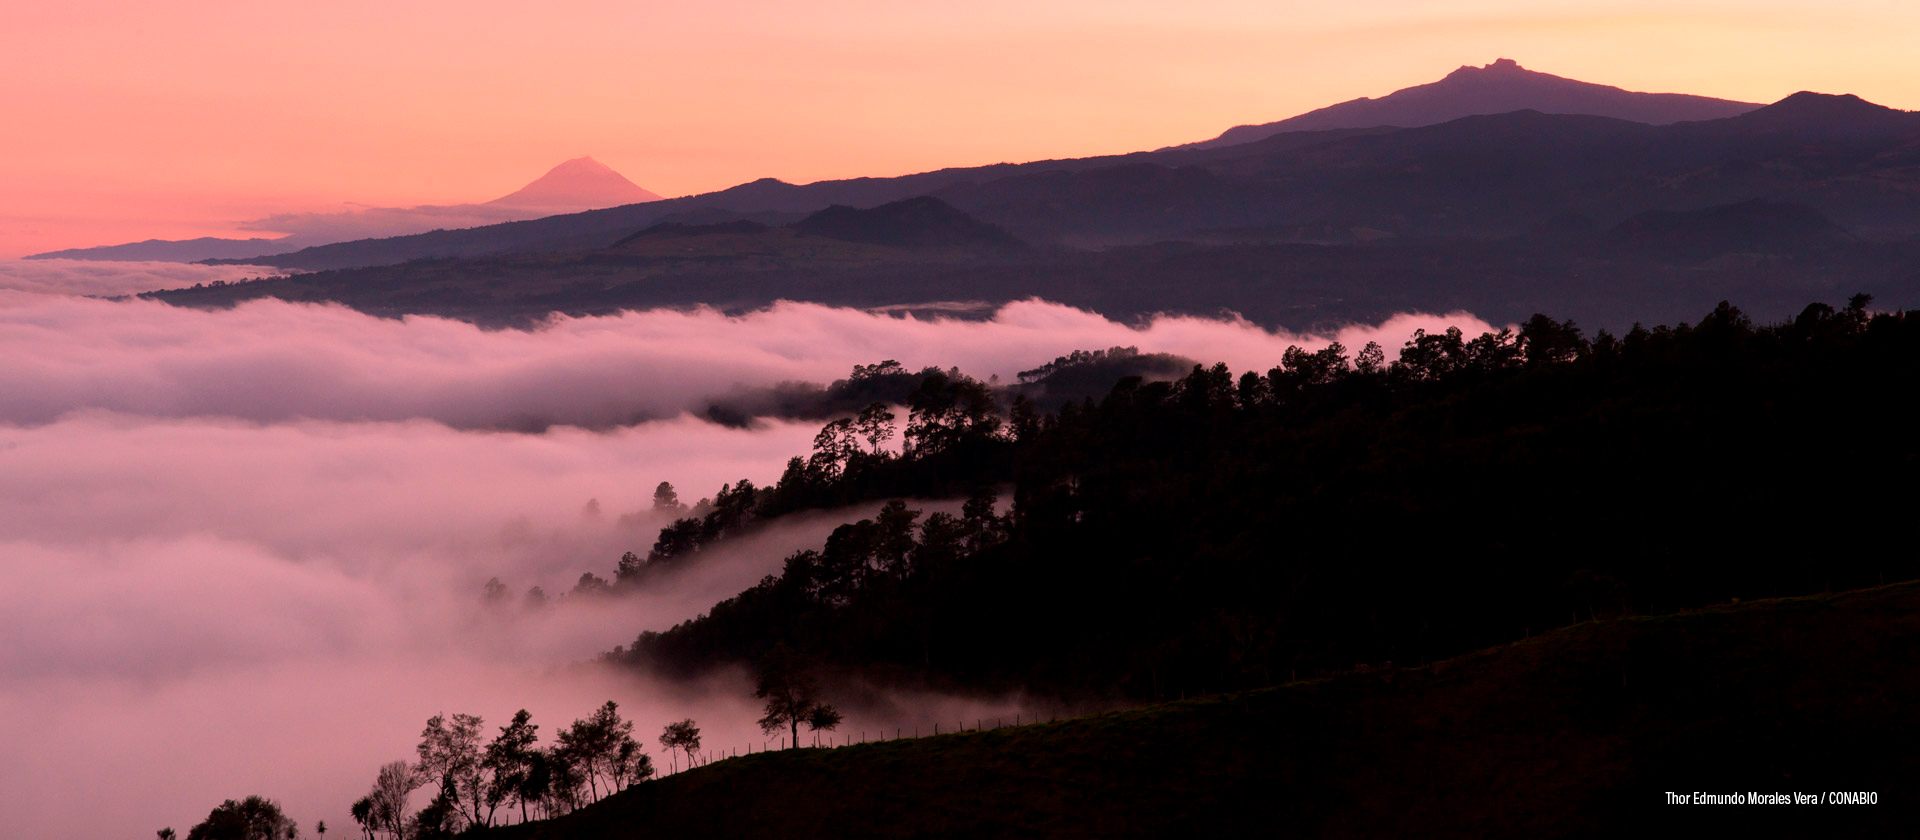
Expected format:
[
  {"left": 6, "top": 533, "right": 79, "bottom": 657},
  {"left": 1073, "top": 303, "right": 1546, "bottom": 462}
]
[{"left": 3, "top": 1, "right": 1917, "bottom": 256}]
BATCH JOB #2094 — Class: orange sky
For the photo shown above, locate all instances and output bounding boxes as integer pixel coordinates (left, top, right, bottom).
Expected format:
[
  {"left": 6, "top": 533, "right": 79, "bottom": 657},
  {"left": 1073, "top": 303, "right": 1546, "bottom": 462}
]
[{"left": 3, "top": 0, "right": 1917, "bottom": 257}]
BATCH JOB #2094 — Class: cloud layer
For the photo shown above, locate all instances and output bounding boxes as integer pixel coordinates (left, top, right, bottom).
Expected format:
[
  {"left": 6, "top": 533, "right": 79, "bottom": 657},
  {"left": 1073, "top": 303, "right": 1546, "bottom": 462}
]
[
  {"left": 0, "top": 258, "right": 284, "bottom": 297},
  {"left": 0, "top": 277, "right": 1498, "bottom": 839},
  {"left": 0, "top": 292, "right": 1494, "bottom": 429}
]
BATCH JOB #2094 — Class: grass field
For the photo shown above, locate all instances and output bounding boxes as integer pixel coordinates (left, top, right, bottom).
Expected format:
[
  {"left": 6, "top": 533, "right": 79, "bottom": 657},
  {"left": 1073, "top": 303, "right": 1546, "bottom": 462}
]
[{"left": 487, "top": 583, "right": 1920, "bottom": 838}]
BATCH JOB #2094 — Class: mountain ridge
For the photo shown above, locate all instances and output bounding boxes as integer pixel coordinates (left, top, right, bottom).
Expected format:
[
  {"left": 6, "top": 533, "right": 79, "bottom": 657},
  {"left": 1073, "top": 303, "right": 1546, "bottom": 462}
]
[
  {"left": 1175, "top": 58, "right": 1760, "bottom": 151},
  {"left": 190, "top": 82, "right": 1920, "bottom": 272}
]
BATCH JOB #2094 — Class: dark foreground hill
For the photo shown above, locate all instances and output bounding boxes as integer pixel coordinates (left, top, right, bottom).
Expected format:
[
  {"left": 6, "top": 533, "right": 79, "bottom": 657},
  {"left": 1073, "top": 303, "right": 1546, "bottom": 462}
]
[{"left": 489, "top": 583, "right": 1920, "bottom": 839}]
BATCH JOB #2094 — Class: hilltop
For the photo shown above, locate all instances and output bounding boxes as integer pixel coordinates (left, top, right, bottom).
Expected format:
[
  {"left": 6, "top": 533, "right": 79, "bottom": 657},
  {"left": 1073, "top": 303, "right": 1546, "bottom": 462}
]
[{"left": 1177, "top": 58, "right": 1760, "bottom": 150}]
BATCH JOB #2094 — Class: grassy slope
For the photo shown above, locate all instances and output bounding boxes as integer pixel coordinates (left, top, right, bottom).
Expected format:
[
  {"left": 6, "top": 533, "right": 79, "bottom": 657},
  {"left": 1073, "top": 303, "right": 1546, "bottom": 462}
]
[{"left": 492, "top": 584, "right": 1920, "bottom": 838}]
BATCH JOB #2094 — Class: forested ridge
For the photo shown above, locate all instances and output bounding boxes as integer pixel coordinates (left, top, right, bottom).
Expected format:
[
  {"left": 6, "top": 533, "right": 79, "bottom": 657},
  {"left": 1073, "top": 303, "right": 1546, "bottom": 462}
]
[{"left": 617, "top": 296, "right": 1920, "bottom": 702}]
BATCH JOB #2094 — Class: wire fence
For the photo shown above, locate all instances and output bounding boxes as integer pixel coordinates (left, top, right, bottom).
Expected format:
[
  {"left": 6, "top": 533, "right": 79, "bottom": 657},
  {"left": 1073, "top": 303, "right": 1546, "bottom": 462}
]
[{"left": 657, "top": 711, "right": 1060, "bottom": 776}]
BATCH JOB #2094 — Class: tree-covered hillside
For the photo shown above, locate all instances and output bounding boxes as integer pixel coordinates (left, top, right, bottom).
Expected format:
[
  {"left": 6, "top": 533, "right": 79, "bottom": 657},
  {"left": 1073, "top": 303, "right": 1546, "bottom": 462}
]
[{"left": 618, "top": 297, "right": 1920, "bottom": 702}]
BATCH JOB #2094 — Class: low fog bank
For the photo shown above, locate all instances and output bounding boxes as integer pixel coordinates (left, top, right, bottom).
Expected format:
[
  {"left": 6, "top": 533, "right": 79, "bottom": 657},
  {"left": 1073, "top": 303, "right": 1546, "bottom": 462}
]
[
  {"left": 0, "top": 413, "right": 816, "bottom": 562},
  {"left": 0, "top": 475, "right": 998, "bottom": 840},
  {"left": 0, "top": 292, "right": 1494, "bottom": 428},
  {"left": 0, "top": 271, "right": 1509, "bottom": 838},
  {"left": 0, "top": 258, "right": 284, "bottom": 297}
]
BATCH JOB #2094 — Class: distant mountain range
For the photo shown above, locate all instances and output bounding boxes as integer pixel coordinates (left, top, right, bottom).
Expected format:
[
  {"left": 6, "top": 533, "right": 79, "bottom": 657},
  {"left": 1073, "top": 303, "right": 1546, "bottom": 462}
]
[
  {"left": 28, "top": 156, "right": 659, "bottom": 263},
  {"left": 134, "top": 59, "right": 1920, "bottom": 332},
  {"left": 198, "top": 82, "right": 1920, "bottom": 274},
  {"left": 1172, "top": 58, "right": 1760, "bottom": 150}
]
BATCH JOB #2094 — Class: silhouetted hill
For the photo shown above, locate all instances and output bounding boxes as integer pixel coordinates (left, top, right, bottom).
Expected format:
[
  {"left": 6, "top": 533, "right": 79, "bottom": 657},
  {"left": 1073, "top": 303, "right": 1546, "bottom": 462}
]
[
  {"left": 1607, "top": 199, "right": 1851, "bottom": 261},
  {"left": 26, "top": 236, "right": 293, "bottom": 263},
  {"left": 611, "top": 220, "right": 771, "bottom": 246},
  {"left": 488, "top": 583, "right": 1920, "bottom": 839},
  {"left": 1178, "top": 58, "right": 1758, "bottom": 150},
  {"left": 1710, "top": 91, "right": 1920, "bottom": 140},
  {"left": 789, "top": 197, "right": 1025, "bottom": 250}
]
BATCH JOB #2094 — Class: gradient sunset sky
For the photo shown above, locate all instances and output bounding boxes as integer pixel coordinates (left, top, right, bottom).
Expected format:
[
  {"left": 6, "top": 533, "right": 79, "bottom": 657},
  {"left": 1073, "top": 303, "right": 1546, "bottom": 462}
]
[{"left": 3, "top": 0, "right": 1916, "bottom": 257}]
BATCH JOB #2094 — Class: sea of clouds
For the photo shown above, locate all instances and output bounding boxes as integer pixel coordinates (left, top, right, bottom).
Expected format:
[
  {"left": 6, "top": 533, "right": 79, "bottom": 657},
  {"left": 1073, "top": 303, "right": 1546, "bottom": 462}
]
[{"left": 0, "top": 261, "right": 1495, "bottom": 839}]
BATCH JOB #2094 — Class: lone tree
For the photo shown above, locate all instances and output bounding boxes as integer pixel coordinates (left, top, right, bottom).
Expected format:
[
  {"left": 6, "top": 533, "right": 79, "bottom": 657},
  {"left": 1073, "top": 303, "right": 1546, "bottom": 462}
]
[
  {"left": 184, "top": 796, "right": 298, "bottom": 840},
  {"left": 754, "top": 647, "right": 842, "bottom": 749},
  {"left": 658, "top": 719, "right": 702, "bottom": 768},
  {"left": 652, "top": 481, "right": 682, "bottom": 511}
]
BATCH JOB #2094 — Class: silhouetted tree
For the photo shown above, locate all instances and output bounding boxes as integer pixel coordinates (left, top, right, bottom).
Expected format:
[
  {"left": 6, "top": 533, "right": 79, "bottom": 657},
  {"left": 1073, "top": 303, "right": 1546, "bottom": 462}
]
[
  {"left": 904, "top": 369, "right": 1000, "bottom": 457},
  {"left": 1518, "top": 314, "right": 1586, "bottom": 365},
  {"left": 557, "top": 701, "right": 644, "bottom": 801},
  {"left": 481, "top": 577, "right": 509, "bottom": 607},
  {"left": 806, "top": 705, "right": 845, "bottom": 743},
  {"left": 366, "top": 761, "right": 423, "bottom": 840},
  {"left": 1355, "top": 340, "right": 1386, "bottom": 375},
  {"left": 754, "top": 646, "right": 839, "bottom": 749},
  {"left": 185, "top": 796, "right": 297, "bottom": 840},
  {"left": 484, "top": 709, "right": 540, "bottom": 824},
  {"left": 615, "top": 738, "right": 655, "bottom": 788},
  {"left": 569, "top": 572, "right": 611, "bottom": 598},
  {"left": 855, "top": 402, "right": 897, "bottom": 454},
  {"left": 347, "top": 798, "right": 374, "bottom": 840},
  {"left": 407, "top": 784, "right": 461, "bottom": 840},
  {"left": 416, "top": 713, "right": 488, "bottom": 826},
  {"left": 615, "top": 551, "right": 645, "bottom": 583},
  {"left": 659, "top": 719, "right": 702, "bottom": 769},
  {"left": 517, "top": 750, "right": 554, "bottom": 819},
  {"left": 652, "top": 481, "right": 683, "bottom": 511},
  {"left": 810, "top": 418, "right": 861, "bottom": 478},
  {"left": 543, "top": 746, "right": 586, "bottom": 814},
  {"left": 648, "top": 518, "right": 703, "bottom": 566}
]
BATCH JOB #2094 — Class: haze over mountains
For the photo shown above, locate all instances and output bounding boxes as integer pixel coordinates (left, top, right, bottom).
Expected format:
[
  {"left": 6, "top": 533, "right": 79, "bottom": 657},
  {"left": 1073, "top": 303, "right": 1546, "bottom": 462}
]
[{"left": 29, "top": 157, "right": 659, "bottom": 263}]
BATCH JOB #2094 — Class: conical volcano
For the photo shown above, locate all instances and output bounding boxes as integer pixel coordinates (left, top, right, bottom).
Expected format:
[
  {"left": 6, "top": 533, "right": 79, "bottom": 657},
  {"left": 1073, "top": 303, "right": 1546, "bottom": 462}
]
[{"left": 487, "top": 156, "right": 662, "bottom": 211}]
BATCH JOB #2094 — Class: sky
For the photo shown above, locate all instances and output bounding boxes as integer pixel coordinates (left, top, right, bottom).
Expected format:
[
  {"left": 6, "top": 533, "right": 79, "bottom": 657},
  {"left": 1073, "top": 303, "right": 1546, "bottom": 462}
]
[{"left": 4, "top": 0, "right": 1919, "bottom": 257}]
